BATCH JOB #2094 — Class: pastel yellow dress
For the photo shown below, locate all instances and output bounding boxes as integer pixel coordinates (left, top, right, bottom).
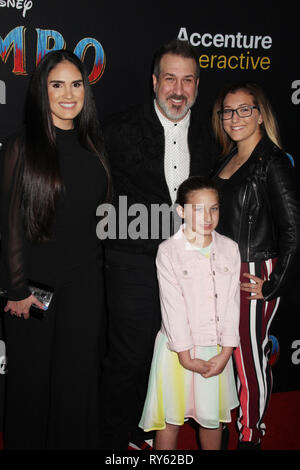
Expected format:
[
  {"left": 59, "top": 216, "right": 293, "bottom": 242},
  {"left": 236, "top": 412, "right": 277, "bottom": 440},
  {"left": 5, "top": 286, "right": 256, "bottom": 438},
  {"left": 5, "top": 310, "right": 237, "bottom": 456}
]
[{"left": 139, "top": 244, "right": 239, "bottom": 431}]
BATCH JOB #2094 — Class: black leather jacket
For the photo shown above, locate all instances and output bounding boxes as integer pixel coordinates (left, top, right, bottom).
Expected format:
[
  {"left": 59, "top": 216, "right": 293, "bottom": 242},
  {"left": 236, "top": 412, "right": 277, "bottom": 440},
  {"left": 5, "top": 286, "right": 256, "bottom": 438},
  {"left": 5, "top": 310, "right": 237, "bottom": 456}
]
[{"left": 213, "top": 136, "right": 300, "bottom": 301}]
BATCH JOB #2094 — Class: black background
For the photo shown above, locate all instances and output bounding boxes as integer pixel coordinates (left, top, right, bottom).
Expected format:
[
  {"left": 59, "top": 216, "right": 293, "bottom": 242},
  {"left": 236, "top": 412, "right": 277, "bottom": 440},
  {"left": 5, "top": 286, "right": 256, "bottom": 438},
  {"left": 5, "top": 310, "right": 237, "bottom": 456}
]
[{"left": 0, "top": 1, "right": 299, "bottom": 398}]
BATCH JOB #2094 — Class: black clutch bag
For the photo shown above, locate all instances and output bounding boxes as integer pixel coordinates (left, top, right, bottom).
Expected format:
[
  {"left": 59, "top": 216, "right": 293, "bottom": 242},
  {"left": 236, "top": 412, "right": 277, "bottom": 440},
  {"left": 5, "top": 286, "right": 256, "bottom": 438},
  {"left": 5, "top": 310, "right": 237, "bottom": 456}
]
[{"left": 0, "top": 282, "right": 54, "bottom": 320}]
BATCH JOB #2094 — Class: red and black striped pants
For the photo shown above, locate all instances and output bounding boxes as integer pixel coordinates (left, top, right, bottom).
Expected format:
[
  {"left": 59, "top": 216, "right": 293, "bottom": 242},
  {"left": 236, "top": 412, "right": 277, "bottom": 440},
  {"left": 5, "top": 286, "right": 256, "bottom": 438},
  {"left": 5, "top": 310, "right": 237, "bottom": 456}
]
[{"left": 234, "top": 259, "right": 280, "bottom": 444}]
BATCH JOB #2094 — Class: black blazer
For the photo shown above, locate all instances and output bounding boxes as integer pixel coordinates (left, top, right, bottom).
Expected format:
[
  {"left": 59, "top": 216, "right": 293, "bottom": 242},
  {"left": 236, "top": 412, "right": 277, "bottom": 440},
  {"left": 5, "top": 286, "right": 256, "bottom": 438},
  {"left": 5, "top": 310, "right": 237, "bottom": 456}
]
[
  {"left": 213, "top": 136, "right": 300, "bottom": 300},
  {"left": 102, "top": 101, "right": 216, "bottom": 256}
]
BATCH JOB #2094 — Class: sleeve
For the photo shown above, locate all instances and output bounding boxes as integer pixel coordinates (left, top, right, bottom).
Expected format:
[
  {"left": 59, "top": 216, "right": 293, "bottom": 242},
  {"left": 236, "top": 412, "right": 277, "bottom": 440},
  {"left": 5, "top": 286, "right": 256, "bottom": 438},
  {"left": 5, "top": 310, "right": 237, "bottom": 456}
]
[
  {"left": 102, "top": 112, "right": 175, "bottom": 250},
  {"left": 156, "top": 247, "right": 194, "bottom": 352},
  {"left": 0, "top": 136, "right": 31, "bottom": 301},
  {"left": 220, "top": 243, "right": 241, "bottom": 347},
  {"left": 261, "top": 154, "right": 300, "bottom": 300}
]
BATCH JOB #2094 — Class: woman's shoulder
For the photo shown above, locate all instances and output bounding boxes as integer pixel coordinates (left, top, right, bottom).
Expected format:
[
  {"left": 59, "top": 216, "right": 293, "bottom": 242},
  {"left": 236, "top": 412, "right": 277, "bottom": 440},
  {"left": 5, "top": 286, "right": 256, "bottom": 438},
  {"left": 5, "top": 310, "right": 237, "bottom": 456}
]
[
  {"left": 250, "top": 137, "right": 294, "bottom": 183},
  {"left": 258, "top": 137, "right": 291, "bottom": 164}
]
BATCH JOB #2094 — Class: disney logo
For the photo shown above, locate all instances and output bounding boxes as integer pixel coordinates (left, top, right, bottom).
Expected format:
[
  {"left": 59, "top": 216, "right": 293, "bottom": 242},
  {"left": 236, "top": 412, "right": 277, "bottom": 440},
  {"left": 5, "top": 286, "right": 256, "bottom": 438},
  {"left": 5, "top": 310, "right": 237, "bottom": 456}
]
[{"left": 0, "top": 0, "right": 33, "bottom": 18}]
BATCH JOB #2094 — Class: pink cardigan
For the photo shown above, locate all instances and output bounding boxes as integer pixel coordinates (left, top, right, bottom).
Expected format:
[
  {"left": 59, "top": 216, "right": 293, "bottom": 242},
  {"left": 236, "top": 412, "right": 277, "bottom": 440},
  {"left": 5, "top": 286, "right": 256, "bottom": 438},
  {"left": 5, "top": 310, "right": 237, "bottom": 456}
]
[{"left": 156, "top": 227, "right": 241, "bottom": 352}]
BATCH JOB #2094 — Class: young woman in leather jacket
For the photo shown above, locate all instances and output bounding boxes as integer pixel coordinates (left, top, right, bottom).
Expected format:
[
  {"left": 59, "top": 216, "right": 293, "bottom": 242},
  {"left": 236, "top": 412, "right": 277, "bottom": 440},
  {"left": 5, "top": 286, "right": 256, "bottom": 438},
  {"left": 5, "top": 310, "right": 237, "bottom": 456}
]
[{"left": 212, "top": 82, "right": 300, "bottom": 449}]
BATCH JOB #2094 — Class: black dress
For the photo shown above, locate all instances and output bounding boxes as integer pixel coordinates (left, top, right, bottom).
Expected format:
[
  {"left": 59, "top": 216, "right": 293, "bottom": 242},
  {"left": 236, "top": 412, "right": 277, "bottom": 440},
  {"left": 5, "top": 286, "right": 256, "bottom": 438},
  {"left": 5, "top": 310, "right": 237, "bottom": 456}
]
[{"left": 0, "top": 127, "right": 107, "bottom": 449}]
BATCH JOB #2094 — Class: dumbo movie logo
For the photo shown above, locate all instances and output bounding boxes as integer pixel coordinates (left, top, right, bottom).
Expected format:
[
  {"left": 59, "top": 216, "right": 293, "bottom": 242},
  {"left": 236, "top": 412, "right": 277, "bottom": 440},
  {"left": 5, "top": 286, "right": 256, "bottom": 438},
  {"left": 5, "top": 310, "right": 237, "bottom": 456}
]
[{"left": 0, "top": 26, "right": 105, "bottom": 84}]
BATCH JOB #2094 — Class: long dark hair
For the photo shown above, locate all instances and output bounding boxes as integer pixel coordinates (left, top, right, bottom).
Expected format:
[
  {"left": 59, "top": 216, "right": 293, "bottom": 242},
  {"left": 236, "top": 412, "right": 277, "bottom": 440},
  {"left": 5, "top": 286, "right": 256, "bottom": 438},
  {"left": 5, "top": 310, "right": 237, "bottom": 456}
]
[{"left": 22, "top": 49, "right": 111, "bottom": 243}]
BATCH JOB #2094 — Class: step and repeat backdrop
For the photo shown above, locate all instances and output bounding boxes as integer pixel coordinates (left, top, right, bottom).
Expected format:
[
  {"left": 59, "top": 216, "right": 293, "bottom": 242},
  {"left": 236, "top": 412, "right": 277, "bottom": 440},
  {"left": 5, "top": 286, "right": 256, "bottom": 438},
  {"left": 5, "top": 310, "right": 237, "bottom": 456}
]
[{"left": 0, "top": 1, "right": 299, "bottom": 428}]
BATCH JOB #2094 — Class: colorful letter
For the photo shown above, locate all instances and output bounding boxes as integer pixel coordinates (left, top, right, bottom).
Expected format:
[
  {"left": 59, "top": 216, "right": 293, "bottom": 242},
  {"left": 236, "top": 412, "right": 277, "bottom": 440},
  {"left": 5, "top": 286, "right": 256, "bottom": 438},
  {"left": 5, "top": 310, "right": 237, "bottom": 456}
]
[
  {"left": 36, "top": 28, "right": 66, "bottom": 65},
  {"left": 74, "top": 38, "right": 105, "bottom": 84},
  {"left": 0, "top": 26, "right": 26, "bottom": 74}
]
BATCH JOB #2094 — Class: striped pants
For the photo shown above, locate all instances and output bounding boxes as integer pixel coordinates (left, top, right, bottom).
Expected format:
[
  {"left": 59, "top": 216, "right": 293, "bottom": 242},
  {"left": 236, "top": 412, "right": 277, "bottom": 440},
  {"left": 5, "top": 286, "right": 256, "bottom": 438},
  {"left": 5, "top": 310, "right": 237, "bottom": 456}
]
[{"left": 234, "top": 259, "right": 280, "bottom": 444}]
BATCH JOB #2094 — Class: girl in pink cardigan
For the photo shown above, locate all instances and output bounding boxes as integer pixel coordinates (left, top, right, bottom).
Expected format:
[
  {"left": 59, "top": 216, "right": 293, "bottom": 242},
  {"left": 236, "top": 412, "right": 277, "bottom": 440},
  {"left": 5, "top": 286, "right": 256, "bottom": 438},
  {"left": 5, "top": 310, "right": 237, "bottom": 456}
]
[{"left": 139, "top": 176, "right": 241, "bottom": 450}]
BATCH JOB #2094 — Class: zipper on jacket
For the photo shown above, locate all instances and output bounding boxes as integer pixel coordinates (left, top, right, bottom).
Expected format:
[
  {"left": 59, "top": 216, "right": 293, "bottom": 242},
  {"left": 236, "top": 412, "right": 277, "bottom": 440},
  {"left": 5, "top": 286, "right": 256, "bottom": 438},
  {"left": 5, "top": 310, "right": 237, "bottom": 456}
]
[
  {"left": 238, "top": 185, "right": 248, "bottom": 245},
  {"left": 247, "top": 214, "right": 253, "bottom": 261},
  {"left": 246, "top": 180, "right": 258, "bottom": 261}
]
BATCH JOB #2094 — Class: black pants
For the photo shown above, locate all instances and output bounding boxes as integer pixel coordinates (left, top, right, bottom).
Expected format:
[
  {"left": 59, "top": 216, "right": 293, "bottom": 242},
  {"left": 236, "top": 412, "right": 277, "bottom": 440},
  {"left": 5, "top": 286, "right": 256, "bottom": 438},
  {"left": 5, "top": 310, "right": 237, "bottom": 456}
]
[
  {"left": 3, "top": 261, "right": 106, "bottom": 450},
  {"left": 100, "top": 250, "right": 161, "bottom": 450}
]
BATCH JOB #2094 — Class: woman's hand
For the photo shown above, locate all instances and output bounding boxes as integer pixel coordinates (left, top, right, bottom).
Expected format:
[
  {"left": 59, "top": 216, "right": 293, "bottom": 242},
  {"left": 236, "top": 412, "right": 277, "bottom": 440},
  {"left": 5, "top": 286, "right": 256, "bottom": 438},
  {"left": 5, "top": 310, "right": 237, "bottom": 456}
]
[
  {"left": 240, "top": 272, "right": 265, "bottom": 300},
  {"left": 4, "top": 295, "right": 45, "bottom": 320},
  {"left": 202, "top": 347, "right": 233, "bottom": 378}
]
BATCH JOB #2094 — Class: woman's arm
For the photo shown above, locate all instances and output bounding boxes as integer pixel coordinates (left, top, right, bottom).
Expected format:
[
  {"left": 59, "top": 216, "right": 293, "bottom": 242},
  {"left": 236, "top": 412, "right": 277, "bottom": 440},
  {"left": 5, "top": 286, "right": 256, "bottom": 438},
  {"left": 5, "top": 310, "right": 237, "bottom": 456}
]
[
  {"left": 0, "top": 136, "right": 42, "bottom": 316},
  {"left": 4, "top": 295, "right": 44, "bottom": 319},
  {"left": 0, "top": 136, "right": 30, "bottom": 300},
  {"left": 262, "top": 154, "right": 300, "bottom": 300}
]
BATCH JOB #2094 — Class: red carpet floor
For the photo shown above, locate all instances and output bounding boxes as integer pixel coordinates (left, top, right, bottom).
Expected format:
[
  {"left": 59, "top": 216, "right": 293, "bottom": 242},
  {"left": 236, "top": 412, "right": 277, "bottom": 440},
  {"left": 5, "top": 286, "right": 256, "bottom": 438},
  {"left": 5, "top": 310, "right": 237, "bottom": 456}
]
[
  {"left": 177, "top": 391, "right": 300, "bottom": 450},
  {"left": 0, "top": 391, "right": 298, "bottom": 450}
]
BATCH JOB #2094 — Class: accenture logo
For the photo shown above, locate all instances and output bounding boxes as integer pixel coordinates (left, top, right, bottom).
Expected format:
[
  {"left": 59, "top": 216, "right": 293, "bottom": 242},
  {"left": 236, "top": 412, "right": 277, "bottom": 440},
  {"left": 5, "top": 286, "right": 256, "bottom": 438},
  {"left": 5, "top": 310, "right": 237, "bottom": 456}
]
[
  {"left": 178, "top": 27, "right": 273, "bottom": 71},
  {"left": 178, "top": 28, "right": 272, "bottom": 49}
]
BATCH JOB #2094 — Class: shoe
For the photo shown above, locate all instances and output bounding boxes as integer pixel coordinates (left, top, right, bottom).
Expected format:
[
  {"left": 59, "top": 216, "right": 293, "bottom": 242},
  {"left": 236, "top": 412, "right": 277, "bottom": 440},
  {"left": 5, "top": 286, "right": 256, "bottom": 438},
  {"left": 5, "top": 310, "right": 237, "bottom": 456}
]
[
  {"left": 238, "top": 441, "right": 261, "bottom": 450},
  {"left": 128, "top": 439, "right": 154, "bottom": 450}
]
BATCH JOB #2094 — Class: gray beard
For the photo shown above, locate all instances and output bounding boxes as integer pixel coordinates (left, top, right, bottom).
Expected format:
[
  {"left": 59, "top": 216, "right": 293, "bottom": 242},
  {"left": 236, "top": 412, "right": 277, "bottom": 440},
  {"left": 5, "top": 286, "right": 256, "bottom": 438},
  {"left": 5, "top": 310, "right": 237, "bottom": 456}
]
[{"left": 155, "top": 92, "right": 197, "bottom": 121}]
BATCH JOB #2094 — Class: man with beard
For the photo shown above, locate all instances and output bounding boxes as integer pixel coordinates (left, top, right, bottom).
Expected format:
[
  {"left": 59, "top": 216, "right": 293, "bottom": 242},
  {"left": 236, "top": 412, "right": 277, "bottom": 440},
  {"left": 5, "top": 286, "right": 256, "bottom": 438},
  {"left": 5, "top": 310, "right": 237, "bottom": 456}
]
[{"left": 100, "top": 39, "right": 216, "bottom": 450}]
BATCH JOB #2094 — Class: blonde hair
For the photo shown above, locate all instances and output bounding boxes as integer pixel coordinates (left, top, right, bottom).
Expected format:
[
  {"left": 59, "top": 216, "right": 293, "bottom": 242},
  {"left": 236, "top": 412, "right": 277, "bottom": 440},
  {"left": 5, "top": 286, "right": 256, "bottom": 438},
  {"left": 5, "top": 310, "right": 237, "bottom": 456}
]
[{"left": 212, "top": 82, "right": 282, "bottom": 158}]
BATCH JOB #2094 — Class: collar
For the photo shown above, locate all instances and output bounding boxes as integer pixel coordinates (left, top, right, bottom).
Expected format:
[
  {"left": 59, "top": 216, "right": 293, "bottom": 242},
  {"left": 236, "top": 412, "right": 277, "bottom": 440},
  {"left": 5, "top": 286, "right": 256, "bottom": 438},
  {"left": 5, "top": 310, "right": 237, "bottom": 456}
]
[
  {"left": 173, "top": 224, "right": 217, "bottom": 253},
  {"left": 154, "top": 100, "right": 191, "bottom": 131}
]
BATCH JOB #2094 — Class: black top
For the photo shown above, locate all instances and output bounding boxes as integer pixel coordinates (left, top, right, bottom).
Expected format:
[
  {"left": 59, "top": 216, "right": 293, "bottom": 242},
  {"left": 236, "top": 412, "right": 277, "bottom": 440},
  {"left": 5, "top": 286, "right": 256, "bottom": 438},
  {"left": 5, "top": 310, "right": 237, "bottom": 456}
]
[
  {"left": 214, "top": 149, "right": 256, "bottom": 243},
  {"left": 0, "top": 127, "right": 107, "bottom": 300}
]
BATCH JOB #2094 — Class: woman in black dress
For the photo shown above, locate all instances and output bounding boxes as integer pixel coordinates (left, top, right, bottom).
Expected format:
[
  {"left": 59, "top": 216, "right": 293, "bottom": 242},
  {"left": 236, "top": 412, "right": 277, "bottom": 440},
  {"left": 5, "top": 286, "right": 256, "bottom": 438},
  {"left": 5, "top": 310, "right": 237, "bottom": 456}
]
[
  {"left": 0, "top": 50, "right": 111, "bottom": 449},
  {"left": 212, "top": 82, "right": 300, "bottom": 449}
]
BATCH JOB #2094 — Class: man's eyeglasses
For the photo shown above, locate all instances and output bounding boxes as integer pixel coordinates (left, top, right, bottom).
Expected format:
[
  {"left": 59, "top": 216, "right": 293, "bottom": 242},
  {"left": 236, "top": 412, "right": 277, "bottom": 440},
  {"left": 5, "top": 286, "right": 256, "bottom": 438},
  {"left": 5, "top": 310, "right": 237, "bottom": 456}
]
[{"left": 218, "top": 105, "right": 259, "bottom": 120}]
